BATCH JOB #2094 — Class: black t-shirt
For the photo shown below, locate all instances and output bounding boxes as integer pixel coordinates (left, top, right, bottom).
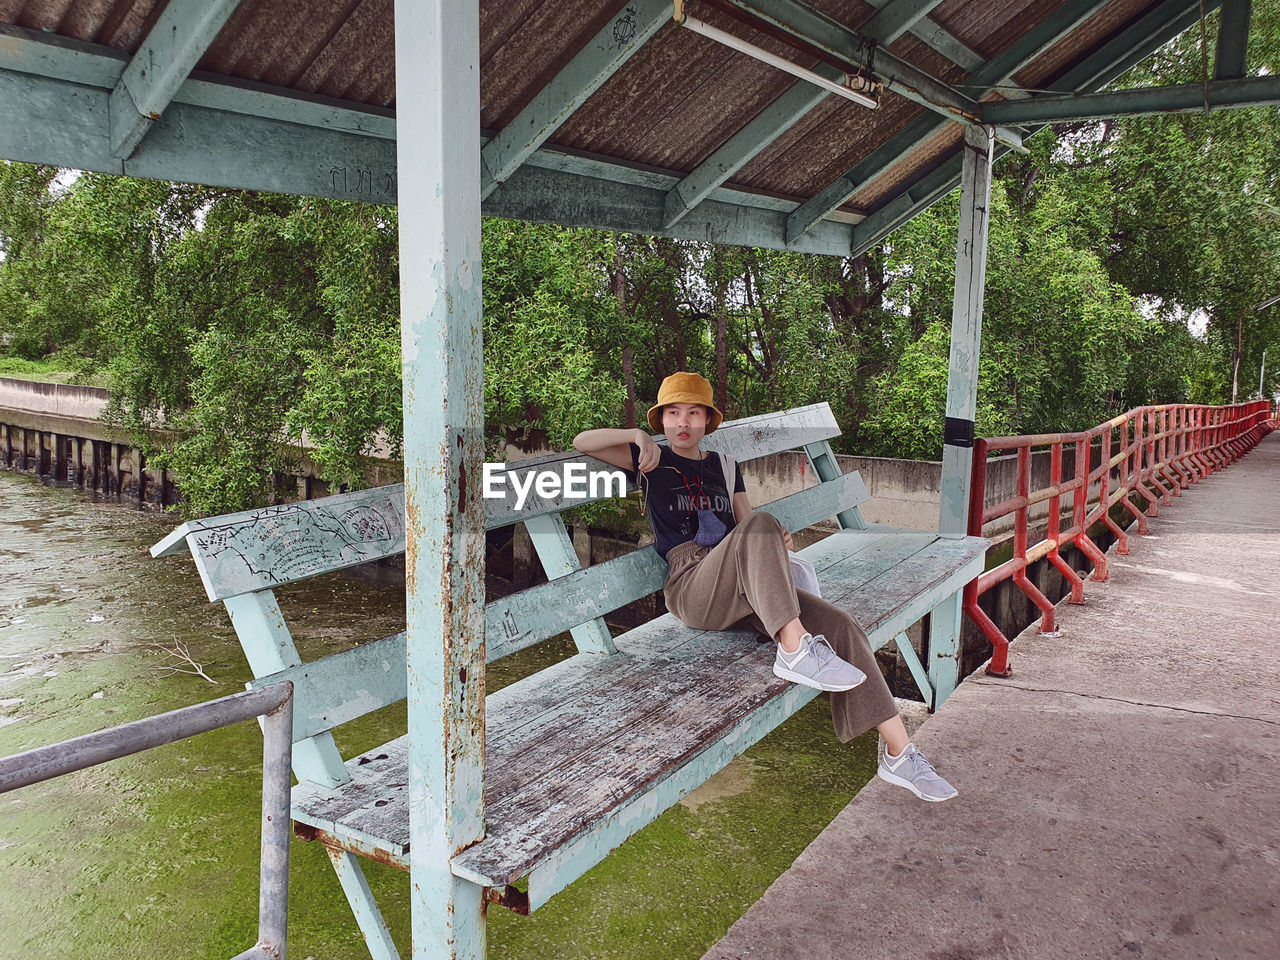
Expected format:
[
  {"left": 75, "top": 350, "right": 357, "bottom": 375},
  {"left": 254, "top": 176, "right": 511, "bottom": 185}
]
[{"left": 625, "top": 443, "right": 746, "bottom": 560}]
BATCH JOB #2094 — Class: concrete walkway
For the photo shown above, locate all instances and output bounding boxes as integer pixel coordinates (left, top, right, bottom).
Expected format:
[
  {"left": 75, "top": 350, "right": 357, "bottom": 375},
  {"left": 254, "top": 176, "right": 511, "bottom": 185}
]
[{"left": 705, "top": 432, "right": 1280, "bottom": 960}]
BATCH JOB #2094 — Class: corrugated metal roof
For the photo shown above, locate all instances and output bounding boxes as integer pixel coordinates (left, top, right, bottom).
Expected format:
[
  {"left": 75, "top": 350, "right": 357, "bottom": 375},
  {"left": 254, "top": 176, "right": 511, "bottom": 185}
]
[{"left": 0, "top": 0, "right": 1204, "bottom": 246}]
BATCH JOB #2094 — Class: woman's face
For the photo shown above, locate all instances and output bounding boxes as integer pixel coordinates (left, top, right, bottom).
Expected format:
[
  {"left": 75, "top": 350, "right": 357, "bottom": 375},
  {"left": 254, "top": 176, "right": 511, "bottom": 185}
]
[{"left": 662, "top": 403, "right": 708, "bottom": 455}]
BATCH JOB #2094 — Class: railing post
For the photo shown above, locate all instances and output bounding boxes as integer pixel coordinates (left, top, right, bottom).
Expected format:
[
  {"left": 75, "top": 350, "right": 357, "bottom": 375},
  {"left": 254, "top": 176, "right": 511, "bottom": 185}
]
[
  {"left": 1073, "top": 436, "right": 1107, "bottom": 582},
  {"left": 1047, "top": 441, "right": 1085, "bottom": 602},
  {"left": 1100, "top": 419, "right": 1129, "bottom": 555}
]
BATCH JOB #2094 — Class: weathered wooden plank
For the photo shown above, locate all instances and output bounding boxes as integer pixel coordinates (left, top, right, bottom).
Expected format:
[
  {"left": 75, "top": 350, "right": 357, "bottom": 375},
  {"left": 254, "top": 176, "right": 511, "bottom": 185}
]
[
  {"left": 523, "top": 513, "right": 618, "bottom": 656},
  {"left": 164, "top": 486, "right": 409, "bottom": 600},
  {"left": 291, "top": 529, "right": 989, "bottom": 895}
]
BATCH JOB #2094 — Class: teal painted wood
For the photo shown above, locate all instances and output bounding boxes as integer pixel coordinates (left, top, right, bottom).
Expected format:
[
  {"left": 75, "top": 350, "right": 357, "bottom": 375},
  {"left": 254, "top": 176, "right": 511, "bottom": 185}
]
[
  {"left": 0, "top": 35, "right": 855, "bottom": 257},
  {"left": 938, "top": 125, "right": 993, "bottom": 538},
  {"left": 0, "top": 23, "right": 127, "bottom": 86},
  {"left": 847, "top": 0, "right": 1212, "bottom": 257},
  {"left": 108, "top": 0, "right": 242, "bottom": 158},
  {"left": 247, "top": 631, "right": 409, "bottom": 742},
  {"left": 394, "top": 0, "right": 487, "bottom": 956},
  {"left": 859, "top": 0, "right": 982, "bottom": 69},
  {"left": 288, "top": 526, "right": 986, "bottom": 909},
  {"left": 515, "top": 681, "right": 820, "bottom": 908},
  {"left": 860, "top": 0, "right": 947, "bottom": 45},
  {"left": 1215, "top": 1, "right": 1252, "bottom": 79},
  {"left": 831, "top": 539, "right": 987, "bottom": 645},
  {"left": 662, "top": 76, "right": 831, "bottom": 227},
  {"left": 928, "top": 590, "right": 964, "bottom": 706},
  {"left": 982, "top": 76, "right": 1280, "bottom": 124},
  {"left": 479, "top": 0, "right": 669, "bottom": 195},
  {"left": 245, "top": 470, "right": 872, "bottom": 742},
  {"left": 893, "top": 631, "right": 933, "bottom": 707},
  {"left": 484, "top": 159, "right": 856, "bottom": 257},
  {"left": 222, "top": 591, "right": 350, "bottom": 788},
  {"left": 523, "top": 513, "right": 617, "bottom": 656},
  {"left": 327, "top": 848, "right": 402, "bottom": 960},
  {"left": 165, "top": 486, "right": 408, "bottom": 601},
  {"left": 790, "top": 0, "right": 1114, "bottom": 241},
  {"left": 802, "top": 440, "right": 867, "bottom": 529}
]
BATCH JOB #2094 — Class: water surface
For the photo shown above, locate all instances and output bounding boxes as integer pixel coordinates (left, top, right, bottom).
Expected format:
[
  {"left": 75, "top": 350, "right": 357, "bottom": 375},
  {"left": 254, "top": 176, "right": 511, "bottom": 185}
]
[{"left": 0, "top": 471, "right": 878, "bottom": 959}]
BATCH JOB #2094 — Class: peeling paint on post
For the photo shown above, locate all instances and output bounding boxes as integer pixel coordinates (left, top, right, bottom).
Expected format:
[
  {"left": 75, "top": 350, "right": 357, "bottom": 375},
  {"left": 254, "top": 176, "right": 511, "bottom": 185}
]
[
  {"left": 932, "top": 124, "right": 993, "bottom": 708},
  {"left": 395, "top": 2, "right": 487, "bottom": 959},
  {"left": 938, "top": 125, "right": 994, "bottom": 539}
]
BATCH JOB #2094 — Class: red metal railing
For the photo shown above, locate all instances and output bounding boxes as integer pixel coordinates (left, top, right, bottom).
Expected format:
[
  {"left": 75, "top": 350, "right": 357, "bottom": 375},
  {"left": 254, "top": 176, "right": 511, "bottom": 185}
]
[{"left": 965, "top": 400, "right": 1277, "bottom": 677}]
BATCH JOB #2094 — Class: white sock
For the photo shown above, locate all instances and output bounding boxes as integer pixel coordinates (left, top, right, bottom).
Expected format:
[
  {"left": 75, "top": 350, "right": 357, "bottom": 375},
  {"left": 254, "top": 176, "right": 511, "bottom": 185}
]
[
  {"left": 884, "top": 743, "right": 908, "bottom": 763},
  {"left": 778, "top": 640, "right": 807, "bottom": 665}
]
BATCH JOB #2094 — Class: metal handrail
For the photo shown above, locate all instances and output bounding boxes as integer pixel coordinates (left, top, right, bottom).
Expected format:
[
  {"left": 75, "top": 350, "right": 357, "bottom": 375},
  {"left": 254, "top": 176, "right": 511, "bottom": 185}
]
[
  {"left": 965, "top": 401, "right": 1276, "bottom": 677},
  {"left": 0, "top": 682, "right": 294, "bottom": 960}
]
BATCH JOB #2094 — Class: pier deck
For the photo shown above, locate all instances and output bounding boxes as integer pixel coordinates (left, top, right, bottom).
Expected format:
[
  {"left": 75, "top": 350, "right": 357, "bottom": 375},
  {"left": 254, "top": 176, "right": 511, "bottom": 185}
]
[{"left": 705, "top": 433, "right": 1280, "bottom": 960}]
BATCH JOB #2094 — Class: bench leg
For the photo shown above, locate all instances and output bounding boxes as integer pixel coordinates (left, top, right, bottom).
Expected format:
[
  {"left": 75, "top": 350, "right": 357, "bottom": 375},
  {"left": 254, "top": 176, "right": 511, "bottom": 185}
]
[
  {"left": 928, "top": 591, "right": 963, "bottom": 709},
  {"left": 327, "top": 847, "right": 402, "bottom": 960},
  {"left": 893, "top": 631, "right": 934, "bottom": 710}
]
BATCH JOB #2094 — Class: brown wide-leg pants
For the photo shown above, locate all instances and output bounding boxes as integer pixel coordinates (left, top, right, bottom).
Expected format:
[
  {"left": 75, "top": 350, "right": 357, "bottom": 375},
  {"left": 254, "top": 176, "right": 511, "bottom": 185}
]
[{"left": 663, "top": 511, "right": 898, "bottom": 743}]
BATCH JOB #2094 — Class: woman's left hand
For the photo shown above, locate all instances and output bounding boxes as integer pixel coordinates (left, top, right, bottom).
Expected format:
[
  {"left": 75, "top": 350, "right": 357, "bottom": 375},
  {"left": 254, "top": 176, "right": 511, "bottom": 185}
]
[{"left": 783, "top": 529, "right": 794, "bottom": 552}]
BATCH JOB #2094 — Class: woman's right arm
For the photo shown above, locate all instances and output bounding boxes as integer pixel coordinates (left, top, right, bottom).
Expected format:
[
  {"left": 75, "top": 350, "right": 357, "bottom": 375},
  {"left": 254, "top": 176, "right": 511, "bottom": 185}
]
[{"left": 573, "top": 428, "right": 659, "bottom": 473}]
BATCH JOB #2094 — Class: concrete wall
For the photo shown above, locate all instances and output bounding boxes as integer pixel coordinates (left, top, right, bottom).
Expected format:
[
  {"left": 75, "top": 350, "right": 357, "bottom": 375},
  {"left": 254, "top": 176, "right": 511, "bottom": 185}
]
[
  {"left": 0, "top": 377, "right": 109, "bottom": 420},
  {"left": 0, "top": 379, "right": 400, "bottom": 510}
]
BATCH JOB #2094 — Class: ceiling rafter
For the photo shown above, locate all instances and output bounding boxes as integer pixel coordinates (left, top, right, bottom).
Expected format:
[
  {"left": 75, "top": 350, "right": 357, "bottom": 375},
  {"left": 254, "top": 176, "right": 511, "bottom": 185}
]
[
  {"left": 1215, "top": 0, "right": 1252, "bottom": 79},
  {"left": 783, "top": 0, "right": 1119, "bottom": 244},
  {"left": 0, "top": 23, "right": 856, "bottom": 258},
  {"left": 108, "top": 0, "right": 243, "bottom": 159},
  {"left": 847, "top": 0, "right": 1222, "bottom": 258},
  {"left": 661, "top": 0, "right": 961, "bottom": 229},
  {"left": 860, "top": 0, "right": 982, "bottom": 70},
  {"left": 983, "top": 75, "right": 1280, "bottom": 124},
  {"left": 480, "top": 0, "right": 670, "bottom": 199},
  {"left": 859, "top": 0, "right": 946, "bottom": 46}
]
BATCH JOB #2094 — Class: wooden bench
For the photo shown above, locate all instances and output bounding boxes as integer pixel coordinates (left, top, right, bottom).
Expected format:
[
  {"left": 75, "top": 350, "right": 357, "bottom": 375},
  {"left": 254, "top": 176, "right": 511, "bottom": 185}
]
[{"left": 152, "top": 403, "right": 988, "bottom": 960}]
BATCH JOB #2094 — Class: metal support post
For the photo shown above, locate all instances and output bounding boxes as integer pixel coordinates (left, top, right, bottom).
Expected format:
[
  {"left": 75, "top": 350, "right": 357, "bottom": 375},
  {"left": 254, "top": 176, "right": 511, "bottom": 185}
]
[
  {"left": 938, "top": 126, "right": 994, "bottom": 538},
  {"left": 395, "top": 2, "right": 487, "bottom": 958}
]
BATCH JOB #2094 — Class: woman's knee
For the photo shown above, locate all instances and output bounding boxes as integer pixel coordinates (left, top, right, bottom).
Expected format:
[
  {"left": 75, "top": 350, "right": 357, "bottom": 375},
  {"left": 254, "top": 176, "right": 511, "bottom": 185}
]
[{"left": 739, "top": 511, "right": 785, "bottom": 538}]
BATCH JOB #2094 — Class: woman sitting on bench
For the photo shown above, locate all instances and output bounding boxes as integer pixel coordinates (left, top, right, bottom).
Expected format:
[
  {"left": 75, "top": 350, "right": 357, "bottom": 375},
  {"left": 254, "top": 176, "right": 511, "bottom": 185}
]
[{"left": 574, "top": 372, "right": 957, "bottom": 803}]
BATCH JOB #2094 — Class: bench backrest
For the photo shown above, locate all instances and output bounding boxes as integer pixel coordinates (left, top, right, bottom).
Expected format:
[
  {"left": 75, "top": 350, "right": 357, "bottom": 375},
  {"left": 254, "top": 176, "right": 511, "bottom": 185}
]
[{"left": 153, "top": 402, "right": 867, "bottom": 788}]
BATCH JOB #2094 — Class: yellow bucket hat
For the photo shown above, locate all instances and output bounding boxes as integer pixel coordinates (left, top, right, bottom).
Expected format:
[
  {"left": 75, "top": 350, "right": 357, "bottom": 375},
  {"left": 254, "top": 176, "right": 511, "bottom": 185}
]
[{"left": 646, "top": 371, "right": 724, "bottom": 434}]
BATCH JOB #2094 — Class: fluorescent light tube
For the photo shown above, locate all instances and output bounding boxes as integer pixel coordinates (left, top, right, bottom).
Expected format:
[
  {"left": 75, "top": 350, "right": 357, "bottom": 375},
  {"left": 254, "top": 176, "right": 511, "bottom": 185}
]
[{"left": 680, "top": 15, "right": 878, "bottom": 110}]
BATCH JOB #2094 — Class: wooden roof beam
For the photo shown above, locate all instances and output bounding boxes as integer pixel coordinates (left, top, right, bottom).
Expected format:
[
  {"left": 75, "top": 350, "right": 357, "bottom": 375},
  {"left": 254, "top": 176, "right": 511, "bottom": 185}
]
[
  {"left": 1215, "top": 0, "right": 1252, "bottom": 79},
  {"left": 783, "top": 0, "right": 1119, "bottom": 244},
  {"left": 479, "top": 0, "right": 669, "bottom": 199},
  {"left": 661, "top": 0, "right": 981, "bottom": 229},
  {"left": 108, "top": 0, "right": 242, "bottom": 159},
  {"left": 847, "top": 0, "right": 1221, "bottom": 258},
  {"left": 983, "top": 75, "right": 1280, "bottom": 124},
  {"left": 860, "top": 0, "right": 947, "bottom": 46}
]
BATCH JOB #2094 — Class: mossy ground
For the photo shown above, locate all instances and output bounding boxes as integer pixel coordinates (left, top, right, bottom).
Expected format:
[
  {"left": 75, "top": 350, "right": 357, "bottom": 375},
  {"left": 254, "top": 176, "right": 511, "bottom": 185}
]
[{"left": 0, "top": 472, "right": 878, "bottom": 959}]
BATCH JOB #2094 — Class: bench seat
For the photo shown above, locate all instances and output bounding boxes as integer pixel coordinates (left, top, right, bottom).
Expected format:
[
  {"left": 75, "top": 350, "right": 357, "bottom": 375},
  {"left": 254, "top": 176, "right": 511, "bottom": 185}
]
[{"left": 290, "top": 526, "right": 987, "bottom": 907}]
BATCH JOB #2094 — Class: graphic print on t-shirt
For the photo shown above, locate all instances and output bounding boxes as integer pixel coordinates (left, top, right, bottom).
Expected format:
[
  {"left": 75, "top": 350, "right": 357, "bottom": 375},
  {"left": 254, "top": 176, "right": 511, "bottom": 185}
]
[{"left": 625, "top": 443, "right": 745, "bottom": 559}]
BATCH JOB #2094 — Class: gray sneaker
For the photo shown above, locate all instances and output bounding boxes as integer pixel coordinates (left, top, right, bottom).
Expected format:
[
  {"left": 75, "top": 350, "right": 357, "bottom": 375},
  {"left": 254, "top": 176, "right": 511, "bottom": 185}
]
[
  {"left": 877, "top": 744, "right": 958, "bottom": 802},
  {"left": 772, "top": 633, "right": 867, "bottom": 692}
]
